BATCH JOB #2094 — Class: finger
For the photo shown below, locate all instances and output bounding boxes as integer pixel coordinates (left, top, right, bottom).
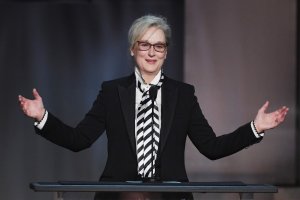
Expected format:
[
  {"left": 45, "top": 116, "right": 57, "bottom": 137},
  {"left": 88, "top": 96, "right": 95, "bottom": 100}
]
[
  {"left": 18, "top": 95, "right": 24, "bottom": 102},
  {"left": 280, "top": 108, "right": 289, "bottom": 118},
  {"left": 18, "top": 95, "right": 30, "bottom": 103},
  {"left": 283, "top": 106, "right": 289, "bottom": 113},
  {"left": 276, "top": 109, "right": 288, "bottom": 124},
  {"left": 277, "top": 106, "right": 289, "bottom": 115},
  {"left": 285, "top": 107, "right": 289, "bottom": 114},
  {"left": 18, "top": 96, "right": 27, "bottom": 105},
  {"left": 259, "top": 101, "right": 269, "bottom": 113},
  {"left": 276, "top": 116, "right": 285, "bottom": 124},
  {"left": 19, "top": 102, "right": 25, "bottom": 110},
  {"left": 23, "top": 108, "right": 29, "bottom": 116},
  {"left": 32, "top": 88, "right": 41, "bottom": 100},
  {"left": 21, "top": 105, "right": 27, "bottom": 114}
]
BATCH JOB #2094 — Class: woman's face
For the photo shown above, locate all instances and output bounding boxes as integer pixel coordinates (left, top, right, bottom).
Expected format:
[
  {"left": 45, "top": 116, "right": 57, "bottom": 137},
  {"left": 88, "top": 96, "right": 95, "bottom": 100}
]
[{"left": 131, "top": 26, "right": 167, "bottom": 79}]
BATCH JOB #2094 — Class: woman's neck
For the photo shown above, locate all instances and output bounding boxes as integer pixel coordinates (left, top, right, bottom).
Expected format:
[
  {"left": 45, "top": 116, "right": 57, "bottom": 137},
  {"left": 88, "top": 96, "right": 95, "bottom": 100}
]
[
  {"left": 142, "top": 74, "right": 156, "bottom": 84},
  {"left": 135, "top": 67, "right": 160, "bottom": 84}
]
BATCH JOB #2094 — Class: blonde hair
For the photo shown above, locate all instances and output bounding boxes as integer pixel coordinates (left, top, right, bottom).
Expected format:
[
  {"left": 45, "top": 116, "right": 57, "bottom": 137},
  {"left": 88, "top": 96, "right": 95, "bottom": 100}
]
[{"left": 128, "top": 15, "right": 171, "bottom": 49}]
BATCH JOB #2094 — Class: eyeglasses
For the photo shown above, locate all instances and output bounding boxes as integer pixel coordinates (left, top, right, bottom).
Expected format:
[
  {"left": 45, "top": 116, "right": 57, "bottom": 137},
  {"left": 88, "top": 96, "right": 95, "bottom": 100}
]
[{"left": 136, "top": 41, "right": 168, "bottom": 53}]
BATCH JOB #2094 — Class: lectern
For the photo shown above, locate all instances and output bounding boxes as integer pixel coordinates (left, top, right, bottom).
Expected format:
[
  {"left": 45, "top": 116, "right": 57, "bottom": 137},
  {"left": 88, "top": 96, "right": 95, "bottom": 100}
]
[{"left": 30, "top": 181, "right": 278, "bottom": 200}]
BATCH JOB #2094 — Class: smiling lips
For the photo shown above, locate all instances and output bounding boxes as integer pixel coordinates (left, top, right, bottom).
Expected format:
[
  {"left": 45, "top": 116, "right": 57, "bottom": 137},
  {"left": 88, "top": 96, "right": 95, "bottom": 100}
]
[{"left": 145, "top": 59, "right": 157, "bottom": 64}]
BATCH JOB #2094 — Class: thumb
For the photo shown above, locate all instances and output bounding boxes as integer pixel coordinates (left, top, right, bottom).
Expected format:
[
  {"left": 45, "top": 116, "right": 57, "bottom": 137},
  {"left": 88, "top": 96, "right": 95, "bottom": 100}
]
[
  {"left": 259, "top": 100, "right": 269, "bottom": 114},
  {"left": 32, "top": 88, "right": 42, "bottom": 100}
]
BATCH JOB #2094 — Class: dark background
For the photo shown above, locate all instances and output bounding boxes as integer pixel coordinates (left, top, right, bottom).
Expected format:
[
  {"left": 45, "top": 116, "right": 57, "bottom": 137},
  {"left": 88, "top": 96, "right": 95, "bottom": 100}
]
[
  {"left": 0, "top": 1, "right": 184, "bottom": 199},
  {"left": 0, "top": 0, "right": 298, "bottom": 200}
]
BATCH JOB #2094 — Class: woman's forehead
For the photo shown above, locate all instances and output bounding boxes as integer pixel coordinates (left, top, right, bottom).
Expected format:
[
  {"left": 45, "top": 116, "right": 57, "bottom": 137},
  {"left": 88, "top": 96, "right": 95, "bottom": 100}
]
[{"left": 139, "top": 27, "right": 166, "bottom": 43}]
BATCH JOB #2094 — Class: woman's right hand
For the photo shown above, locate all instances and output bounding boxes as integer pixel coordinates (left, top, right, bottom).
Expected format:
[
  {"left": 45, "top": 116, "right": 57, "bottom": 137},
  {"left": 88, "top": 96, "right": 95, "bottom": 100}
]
[{"left": 18, "top": 88, "right": 45, "bottom": 121}]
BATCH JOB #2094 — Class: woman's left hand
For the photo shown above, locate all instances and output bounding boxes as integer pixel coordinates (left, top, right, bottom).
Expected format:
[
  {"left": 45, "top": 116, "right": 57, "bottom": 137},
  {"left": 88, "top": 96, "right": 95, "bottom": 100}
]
[{"left": 254, "top": 101, "right": 289, "bottom": 133}]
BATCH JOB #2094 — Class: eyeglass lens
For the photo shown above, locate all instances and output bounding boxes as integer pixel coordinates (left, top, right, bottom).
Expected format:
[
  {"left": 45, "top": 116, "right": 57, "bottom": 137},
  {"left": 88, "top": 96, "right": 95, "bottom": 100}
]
[{"left": 137, "top": 41, "right": 167, "bottom": 52}]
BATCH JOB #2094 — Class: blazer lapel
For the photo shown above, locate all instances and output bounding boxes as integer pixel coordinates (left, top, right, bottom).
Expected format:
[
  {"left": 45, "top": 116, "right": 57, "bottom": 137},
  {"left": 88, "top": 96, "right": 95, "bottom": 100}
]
[
  {"left": 118, "top": 74, "right": 136, "bottom": 152},
  {"left": 117, "top": 75, "right": 178, "bottom": 154},
  {"left": 160, "top": 77, "right": 178, "bottom": 152}
]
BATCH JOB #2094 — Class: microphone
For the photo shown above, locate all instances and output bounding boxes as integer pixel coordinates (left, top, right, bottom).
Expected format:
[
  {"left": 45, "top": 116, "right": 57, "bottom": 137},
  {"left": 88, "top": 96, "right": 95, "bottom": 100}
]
[{"left": 149, "top": 85, "right": 159, "bottom": 101}]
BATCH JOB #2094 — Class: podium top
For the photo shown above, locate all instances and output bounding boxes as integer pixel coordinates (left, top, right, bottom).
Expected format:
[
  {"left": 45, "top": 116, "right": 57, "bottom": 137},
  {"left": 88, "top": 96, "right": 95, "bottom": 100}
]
[{"left": 29, "top": 181, "right": 278, "bottom": 193}]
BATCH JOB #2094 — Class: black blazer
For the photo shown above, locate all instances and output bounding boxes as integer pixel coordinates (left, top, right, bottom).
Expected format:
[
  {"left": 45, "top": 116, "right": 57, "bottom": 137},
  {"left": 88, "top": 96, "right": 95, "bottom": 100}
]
[{"left": 36, "top": 74, "right": 262, "bottom": 182}]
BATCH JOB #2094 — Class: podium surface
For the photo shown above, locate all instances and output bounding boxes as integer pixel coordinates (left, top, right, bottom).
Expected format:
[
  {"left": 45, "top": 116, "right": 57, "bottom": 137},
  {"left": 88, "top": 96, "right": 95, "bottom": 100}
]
[{"left": 30, "top": 181, "right": 278, "bottom": 200}]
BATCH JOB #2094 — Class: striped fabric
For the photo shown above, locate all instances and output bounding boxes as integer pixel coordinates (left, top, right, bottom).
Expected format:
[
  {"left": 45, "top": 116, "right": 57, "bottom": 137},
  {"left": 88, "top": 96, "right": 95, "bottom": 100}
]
[{"left": 136, "top": 74, "right": 164, "bottom": 178}]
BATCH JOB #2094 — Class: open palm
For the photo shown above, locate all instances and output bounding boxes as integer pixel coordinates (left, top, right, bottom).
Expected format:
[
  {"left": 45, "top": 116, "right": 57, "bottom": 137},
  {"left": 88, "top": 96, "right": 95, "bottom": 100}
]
[
  {"left": 18, "top": 88, "right": 45, "bottom": 121},
  {"left": 254, "top": 101, "right": 288, "bottom": 133}
]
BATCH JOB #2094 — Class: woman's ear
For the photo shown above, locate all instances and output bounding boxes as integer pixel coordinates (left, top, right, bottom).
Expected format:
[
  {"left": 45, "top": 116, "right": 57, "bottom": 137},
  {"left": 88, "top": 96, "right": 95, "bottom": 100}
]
[{"left": 130, "top": 46, "right": 135, "bottom": 56}]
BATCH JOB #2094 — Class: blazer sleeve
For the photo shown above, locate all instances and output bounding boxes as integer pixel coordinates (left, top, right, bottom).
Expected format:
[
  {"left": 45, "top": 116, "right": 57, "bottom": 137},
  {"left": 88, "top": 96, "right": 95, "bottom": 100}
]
[
  {"left": 35, "top": 84, "right": 108, "bottom": 152},
  {"left": 187, "top": 86, "right": 262, "bottom": 160}
]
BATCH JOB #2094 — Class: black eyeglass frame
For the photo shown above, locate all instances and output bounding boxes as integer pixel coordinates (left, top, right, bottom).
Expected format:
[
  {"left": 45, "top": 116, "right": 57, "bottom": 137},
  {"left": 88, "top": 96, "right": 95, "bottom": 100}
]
[{"left": 136, "top": 41, "right": 168, "bottom": 53}]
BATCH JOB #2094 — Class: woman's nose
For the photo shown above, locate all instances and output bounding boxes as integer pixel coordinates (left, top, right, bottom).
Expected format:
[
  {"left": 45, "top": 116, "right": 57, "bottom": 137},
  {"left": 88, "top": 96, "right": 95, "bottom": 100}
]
[{"left": 148, "top": 46, "right": 155, "bottom": 56}]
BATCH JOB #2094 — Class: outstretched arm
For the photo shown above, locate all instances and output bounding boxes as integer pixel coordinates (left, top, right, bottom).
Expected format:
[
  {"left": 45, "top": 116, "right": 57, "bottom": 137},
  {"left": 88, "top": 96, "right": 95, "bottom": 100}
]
[
  {"left": 18, "top": 88, "right": 45, "bottom": 121},
  {"left": 254, "top": 101, "right": 289, "bottom": 133}
]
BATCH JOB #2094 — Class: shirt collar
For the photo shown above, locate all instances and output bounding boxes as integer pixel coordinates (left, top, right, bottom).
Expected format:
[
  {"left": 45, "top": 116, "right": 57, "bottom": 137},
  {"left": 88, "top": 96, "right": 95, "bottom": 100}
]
[{"left": 135, "top": 67, "right": 162, "bottom": 88}]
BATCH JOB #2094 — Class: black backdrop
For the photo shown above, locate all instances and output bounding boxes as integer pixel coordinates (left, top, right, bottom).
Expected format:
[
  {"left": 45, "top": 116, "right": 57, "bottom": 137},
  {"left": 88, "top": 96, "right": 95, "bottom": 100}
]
[
  {"left": 1, "top": 1, "right": 299, "bottom": 200},
  {"left": 0, "top": 1, "right": 184, "bottom": 199}
]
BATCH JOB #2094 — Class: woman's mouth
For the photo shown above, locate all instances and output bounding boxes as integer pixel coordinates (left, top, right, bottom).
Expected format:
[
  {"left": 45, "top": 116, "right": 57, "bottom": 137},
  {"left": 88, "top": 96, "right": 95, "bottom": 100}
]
[{"left": 145, "top": 59, "right": 157, "bottom": 64}]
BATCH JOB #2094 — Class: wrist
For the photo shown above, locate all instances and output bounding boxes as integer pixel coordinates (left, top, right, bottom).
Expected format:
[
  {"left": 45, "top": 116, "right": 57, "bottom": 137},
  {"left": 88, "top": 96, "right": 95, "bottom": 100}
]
[
  {"left": 253, "top": 120, "right": 263, "bottom": 133},
  {"left": 35, "top": 108, "right": 46, "bottom": 122}
]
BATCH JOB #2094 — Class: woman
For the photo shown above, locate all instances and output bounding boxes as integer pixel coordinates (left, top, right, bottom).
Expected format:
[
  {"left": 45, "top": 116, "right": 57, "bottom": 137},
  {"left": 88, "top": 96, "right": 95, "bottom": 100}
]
[{"left": 19, "top": 15, "right": 288, "bottom": 200}]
